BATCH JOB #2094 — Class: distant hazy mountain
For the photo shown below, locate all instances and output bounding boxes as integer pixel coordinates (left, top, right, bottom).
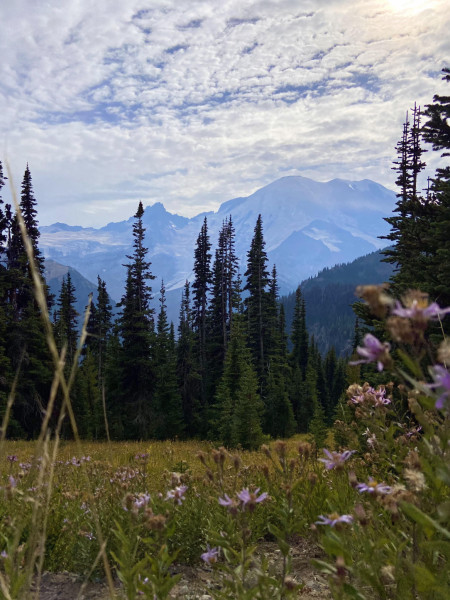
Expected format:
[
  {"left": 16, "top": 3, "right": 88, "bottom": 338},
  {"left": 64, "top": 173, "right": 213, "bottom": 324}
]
[
  {"left": 44, "top": 259, "right": 118, "bottom": 328},
  {"left": 282, "top": 249, "right": 395, "bottom": 356},
  {"left": 40, "top": 176, "right": 396, "bottom": 317}
]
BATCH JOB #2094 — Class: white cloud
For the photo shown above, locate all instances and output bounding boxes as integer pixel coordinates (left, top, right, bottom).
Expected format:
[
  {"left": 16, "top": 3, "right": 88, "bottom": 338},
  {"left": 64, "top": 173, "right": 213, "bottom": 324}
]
[{"left": 0, "top": 0, "right": 448, "bottom": 226}]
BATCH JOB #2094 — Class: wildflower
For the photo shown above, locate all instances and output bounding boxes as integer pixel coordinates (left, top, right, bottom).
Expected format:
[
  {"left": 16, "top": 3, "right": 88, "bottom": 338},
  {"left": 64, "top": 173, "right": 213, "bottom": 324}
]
[
  {"left": 218, "top": 493, "right": 234, "bottom": 507},
  {"left": 315, "top": 513, "right": 354, "bottom": 527},
  {"left": 7, "top": 455, "right": 17, "bottom": 463},
  {"left": 405, "top": 426, "right": 422, "bottom": 440},
  {"left": 356, "top": 477, "right": 391, "bottom": 495},
  {"left": 0, "top": 551, "right": 7, "bottom": 559},
  {"left": 165, "top": 485, "right": 188, "bottom": 505},
  {"left": 350, "top": 334, "right": 391, "bottom": 372},
  {"left": 428, "top": 365, "right": 450, "bottom": 410},
  {"left": 201, "top": 545, "right": 219, "bottom": 564},
  {"left": 237, "top": 487, "right": 268, "bottom": 511},
  {"left": 362, "top": 428, "right": 377, "bottom": 448},
  {"left": 392, "top": 296, "right": 450, "bottom": 321},
  {"left": 319, "top": 449, "right": 355, "bottom": 470},
  {"left": 133, "top": 492, "right": 151, "bottom": 510}
]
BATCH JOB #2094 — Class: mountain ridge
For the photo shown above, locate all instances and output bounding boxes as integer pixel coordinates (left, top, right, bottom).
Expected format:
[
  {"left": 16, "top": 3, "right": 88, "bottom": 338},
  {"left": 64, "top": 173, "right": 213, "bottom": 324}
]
[{"left": 39, "top": 175, "right": 396, "bottom": 308}]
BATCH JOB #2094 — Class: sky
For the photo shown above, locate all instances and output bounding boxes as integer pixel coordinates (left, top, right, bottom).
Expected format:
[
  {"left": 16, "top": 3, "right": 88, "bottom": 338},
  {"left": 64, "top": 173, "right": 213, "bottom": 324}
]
[{"left": 0, "top": 0, "right": 449, "bottom": 227}]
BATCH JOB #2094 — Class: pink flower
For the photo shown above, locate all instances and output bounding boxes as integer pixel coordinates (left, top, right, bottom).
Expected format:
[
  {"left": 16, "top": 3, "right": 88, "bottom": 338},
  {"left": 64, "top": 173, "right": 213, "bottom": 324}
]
[
  {"left": 350, "top": 334, "right": 391, "bottom": 372},
  {"left": 319, "top": 449, "right": 355, "bottom": 470}
]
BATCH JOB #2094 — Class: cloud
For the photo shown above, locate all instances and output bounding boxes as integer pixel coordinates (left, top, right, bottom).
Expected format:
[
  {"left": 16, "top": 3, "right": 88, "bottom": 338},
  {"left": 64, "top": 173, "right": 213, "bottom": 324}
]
[{"left": 0, "top": 0, "right": 448, "bottom": 226}]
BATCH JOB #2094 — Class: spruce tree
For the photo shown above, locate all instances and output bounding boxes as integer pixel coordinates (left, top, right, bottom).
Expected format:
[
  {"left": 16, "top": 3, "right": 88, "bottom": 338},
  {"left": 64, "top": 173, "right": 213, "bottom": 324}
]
[
  {"left": 382, "top": 105, "right": 433, "bottom": 295},
  {"left": 244, "top": 215, "right": 270, "bottom": 389},
  {"left": 207, "top": 217, "right": 239, "bottom": 400},
  {"left": 2, "top": 167, "right": 53, "bottom": 437},
  {"left": 153, "top": 281, "right": 183, "bottom": 439},
  {"left": 0, "top": 160, "right": 7, "bottom": 248},
  {"left": 54, "top": 273, "right": 79, "bottom": 367},
  {"left": 290, "top": 286, "right": 308, "bottom": 377},
  {"left": 422, "top": 68, "right": 450, "bottom": 311},
  {"left": 177, "top": 282, "right": 201, "bottom": 437},
  {"left": 192, "top": 217, "right": 212, "bottom": 408},
  {"left": 213, "top": 317, "right": 263, "bottom": 449},
  {"left": 117, "top": 202, "right": 155, "bottom": 439}
]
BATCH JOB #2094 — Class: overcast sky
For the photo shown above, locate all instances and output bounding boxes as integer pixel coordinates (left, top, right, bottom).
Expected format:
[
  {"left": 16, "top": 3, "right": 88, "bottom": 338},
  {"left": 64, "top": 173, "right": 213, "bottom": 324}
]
[{"left": 1, "top": 0, "right": 448, "bottom": 227}]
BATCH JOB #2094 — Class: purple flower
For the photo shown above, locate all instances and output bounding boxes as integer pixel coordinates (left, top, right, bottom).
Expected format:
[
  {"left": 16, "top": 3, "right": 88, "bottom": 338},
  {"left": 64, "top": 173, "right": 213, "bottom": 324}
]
[
  {"left": 7, "top": 455, "right": 17, "bottom": 463},
  {"left": 392, "top": 300, "right": 450, "bottom": 321},
  {"left": 0, "top": 551, "right": 7, "bottom": 559},
  {"left": 237, "top": 487, "right": 268, "bottom": 509},
  {"left": 315, "top": 513, "right": 354, "bottom": 527},
  {"left": 218, "top": 493, "right": 233, "bottom": 507},
  {"left": 133, "top": 492, "right": 151, "bottom": 510},
  {"left": 428, "top": 365, "right": 450, "bottom": 410},
  {"left": 356, "top": 477, "right": 391, "bottom": 495},
  {"left": 201, "top": 546, "right": 219, "bottom": 564},
  {"left": 350, "top": 334, "right": 391, "bottom": 372},
  {"left": 165, "top": 485, "right": 188, "bottom": 505},
  {"left": 319, "top": 449, "right": 355, "bottom": 470}
]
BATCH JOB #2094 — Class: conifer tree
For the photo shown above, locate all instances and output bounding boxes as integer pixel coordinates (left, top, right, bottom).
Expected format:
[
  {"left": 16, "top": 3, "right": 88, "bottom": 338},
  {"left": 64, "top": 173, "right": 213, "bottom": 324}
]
[
  {"left": 244, "top": 215, "right": 270, "bottom": 388},
  {"left": 192, "top": 217, "right": 212, "bottom": 407},
  {"left": 117, "top": 202, "right": 155, "bottom": 438},
  {"left": 290, "top": 286, "right": 308, "bottom": 377},
  {"left": 264, "top": 265, "right": 296, "bottom": 438},
  {"left": 0, "top": 160, "right": 6, "bottom": 248},
  {"left": 382, "top": 105, "right": 433, "bottom": 294},
  {"left": 54, "top": 273, "right": 79, "bottom": 367},
  {"left": 177, "top": 281, "right": 202, "bottom": 437},
  {"left": 213, "top": 317, "right": 263, "bottom": 449},
  {"left": 422, "top": 68, "right": 450, "bottom": 311},
  {"left": 0, "top": 161, "right": 10, "bottom": 419},
  {"left": 3, "top": 167, "right": 53, "bottom": 437},
  {"left": 153, "top": 281, "right": 183, "bottom": 439},
  {"left": 207, "top": 217, "right": 239, "bottom": 400},
  {"left": 309, "top": 400, "right": 327, "bottom": 455}
]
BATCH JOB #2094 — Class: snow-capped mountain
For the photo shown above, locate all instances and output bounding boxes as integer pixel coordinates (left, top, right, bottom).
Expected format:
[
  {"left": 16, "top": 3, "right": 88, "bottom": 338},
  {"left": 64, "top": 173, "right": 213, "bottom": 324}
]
[{"left": 39, "top": 176, "right": 396, "bottom": 309}]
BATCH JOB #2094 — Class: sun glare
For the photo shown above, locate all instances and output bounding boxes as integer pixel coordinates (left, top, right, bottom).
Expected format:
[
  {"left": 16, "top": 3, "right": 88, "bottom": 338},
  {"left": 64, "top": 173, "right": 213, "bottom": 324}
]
[{"left": 388, "top": 0, "right": 433, "bottom": 14}]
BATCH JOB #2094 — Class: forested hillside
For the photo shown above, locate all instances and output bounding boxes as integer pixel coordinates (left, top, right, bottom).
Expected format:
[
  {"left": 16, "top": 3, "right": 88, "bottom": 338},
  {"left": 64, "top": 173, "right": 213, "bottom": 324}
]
[
  {"left": 1, "top": 68, "right": 449, "bottom": 447},
  {"left": 282, "top": 250, "right": 395, "bottom": 356}
]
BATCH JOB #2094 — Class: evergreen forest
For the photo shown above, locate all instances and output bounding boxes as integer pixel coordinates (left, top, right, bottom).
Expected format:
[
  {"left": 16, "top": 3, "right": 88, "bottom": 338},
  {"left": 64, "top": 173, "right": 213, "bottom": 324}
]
[{"left": 1, "top": 68, "right": 449, "bottom": 448}]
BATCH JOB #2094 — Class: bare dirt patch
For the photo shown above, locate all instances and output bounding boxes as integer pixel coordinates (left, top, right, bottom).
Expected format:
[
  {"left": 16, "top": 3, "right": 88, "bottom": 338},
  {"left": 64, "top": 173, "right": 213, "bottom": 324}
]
[{"left": 33, "top": 539, "right": 331, "bottom": 599}]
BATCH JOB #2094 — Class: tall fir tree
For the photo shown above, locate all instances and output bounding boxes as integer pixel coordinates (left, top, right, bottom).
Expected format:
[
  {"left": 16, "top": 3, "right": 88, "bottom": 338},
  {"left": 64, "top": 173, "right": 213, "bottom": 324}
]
[
  {"left": 382, "top": 105, "right": 433, "bottom": 295},
  {"left": 153, "top": 281, "right": 183, "bottom": 439},
  {"left": 117, "top": 202, "right": 155, "bottom": 439},
  {"left": 177, "top": 281, "right": 202, "bottom": 437},
  {"left": 54, "top": 273, "right": 79, "bottom": 367},
  {"left": 192, "top": 217, "right": 212, "bottom": 409},
  {"left": 212, "top": 317, "right": 263, "bottom": 450},
  {"left": 422, "top": 67, "right": 450, "bottom": 312},
  {"left": 290, "top": 286, "right": 308, "bottom": 377},
  {"left": 207, "top": 217, "right": 239, "bottom": 401},
  {"left": 3, "top": 166, "right": 53, "bottom": 437},
  {"left": 244, "top": 215, "right": 271, "bottom": 390}
]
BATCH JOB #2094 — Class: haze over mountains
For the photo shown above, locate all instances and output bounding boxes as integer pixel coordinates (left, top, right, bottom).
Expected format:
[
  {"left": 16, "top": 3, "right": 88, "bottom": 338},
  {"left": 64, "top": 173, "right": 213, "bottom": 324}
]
[{"left": 40, "top": 175, "right": 396, "bottom": 309}]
